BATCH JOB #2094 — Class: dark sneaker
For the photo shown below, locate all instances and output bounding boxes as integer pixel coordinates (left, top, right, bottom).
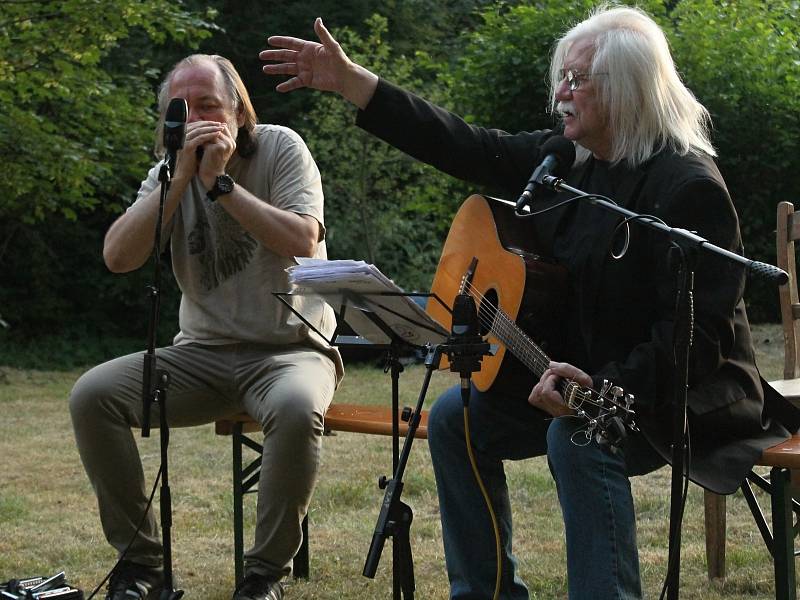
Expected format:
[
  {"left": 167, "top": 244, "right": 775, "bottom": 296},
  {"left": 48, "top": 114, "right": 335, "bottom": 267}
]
[
  {"left": 105, "top": 560, "right": 163, "bottom": 600},
  {"left": 231, "top": 573, "right": 284, "bottom": 600}
]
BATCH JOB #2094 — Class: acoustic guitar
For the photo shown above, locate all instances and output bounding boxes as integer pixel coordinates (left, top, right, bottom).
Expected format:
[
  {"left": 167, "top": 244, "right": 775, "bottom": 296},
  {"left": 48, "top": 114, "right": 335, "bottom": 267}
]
[{"left": 427, "top": 194, "right": 636, "bottom": 444}]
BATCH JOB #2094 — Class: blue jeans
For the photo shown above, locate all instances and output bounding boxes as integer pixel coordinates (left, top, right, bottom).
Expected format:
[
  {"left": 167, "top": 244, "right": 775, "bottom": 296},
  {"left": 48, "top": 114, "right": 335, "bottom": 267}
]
[{"left": 428, "top": 384, "right": 665, "bottom": 600}]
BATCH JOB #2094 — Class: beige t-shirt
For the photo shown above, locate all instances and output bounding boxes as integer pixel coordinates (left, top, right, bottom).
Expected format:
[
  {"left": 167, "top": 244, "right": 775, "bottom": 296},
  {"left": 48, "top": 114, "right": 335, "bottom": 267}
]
[{"left": 133, "top": 124, "right": 342, "bottom": 379}]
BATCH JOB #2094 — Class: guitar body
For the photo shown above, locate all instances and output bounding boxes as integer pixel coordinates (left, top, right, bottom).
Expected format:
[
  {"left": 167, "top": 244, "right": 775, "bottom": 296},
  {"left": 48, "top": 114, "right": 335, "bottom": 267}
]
[{"left": 428, "top": 194, "right": 568, "bottom": 392}]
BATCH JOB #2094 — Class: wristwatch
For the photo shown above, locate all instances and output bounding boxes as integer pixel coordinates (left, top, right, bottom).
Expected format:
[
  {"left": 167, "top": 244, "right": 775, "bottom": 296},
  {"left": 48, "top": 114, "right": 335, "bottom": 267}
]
[{"left": 207, "top": 174, "right": 235, "bottom": 201}]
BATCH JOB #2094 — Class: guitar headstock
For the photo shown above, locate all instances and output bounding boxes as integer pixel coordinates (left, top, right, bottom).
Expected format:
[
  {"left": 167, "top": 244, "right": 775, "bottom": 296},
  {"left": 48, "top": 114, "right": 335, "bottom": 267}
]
[{"left": 564, "top": 379, "right": 638, "bottom": 449}]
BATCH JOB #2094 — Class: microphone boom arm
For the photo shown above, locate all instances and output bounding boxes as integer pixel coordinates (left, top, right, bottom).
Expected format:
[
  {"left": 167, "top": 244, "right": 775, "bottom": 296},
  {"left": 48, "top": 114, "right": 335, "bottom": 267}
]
[{"left": 540, "top": 175, "right": 788, "bottom": 285}]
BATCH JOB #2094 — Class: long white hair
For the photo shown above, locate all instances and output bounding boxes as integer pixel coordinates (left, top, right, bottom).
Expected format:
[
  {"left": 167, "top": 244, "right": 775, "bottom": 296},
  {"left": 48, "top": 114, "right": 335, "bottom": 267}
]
[{"left": 549, "top": 4, "right": 715, "bottom": 167}]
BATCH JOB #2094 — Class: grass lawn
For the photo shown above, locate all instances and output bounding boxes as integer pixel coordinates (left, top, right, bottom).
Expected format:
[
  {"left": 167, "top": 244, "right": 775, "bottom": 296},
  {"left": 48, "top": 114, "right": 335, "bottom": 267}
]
[{"left": 0, "top": 323, "right": 794, "bottom": 598}]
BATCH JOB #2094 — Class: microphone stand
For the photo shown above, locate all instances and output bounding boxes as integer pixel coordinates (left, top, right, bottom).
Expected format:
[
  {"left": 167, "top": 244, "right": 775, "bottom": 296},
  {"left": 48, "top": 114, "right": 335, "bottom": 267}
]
[
  {"left": 539, "top": 175, "right": 787, "bottom": 600},
  {"left": 362, "top": 318, "right": 491, "bottom": 599},
  {"left": 141, "top": 158, "right": 184, "bottom": 600},
  {"left": 362, "top": 346, "right": 430, "bottom": 599}
]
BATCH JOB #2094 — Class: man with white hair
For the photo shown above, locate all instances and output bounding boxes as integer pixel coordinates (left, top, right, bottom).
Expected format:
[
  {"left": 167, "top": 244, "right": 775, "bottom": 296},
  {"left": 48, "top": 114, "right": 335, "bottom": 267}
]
[
  {"left": 261, "top": 6, "right": 799, "bottom": 599},
  {"left": 70, "top": 54, "right": 342, "bottom": 600}
]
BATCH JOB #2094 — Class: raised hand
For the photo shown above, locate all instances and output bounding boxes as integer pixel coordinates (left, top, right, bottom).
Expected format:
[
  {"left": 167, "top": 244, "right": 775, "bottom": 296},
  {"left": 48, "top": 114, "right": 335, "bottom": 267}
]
[
  {"left": 260, "top": 17, "right": 378, "bottom": 109},
  {"left": 260, "top": 18, "right": 350, "bottom": 94}
]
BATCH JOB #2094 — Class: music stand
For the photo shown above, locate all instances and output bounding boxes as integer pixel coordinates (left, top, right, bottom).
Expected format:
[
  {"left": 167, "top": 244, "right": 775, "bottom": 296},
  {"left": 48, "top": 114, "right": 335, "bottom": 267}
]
[{"left": 274, "top": 285, "right": 450, "bottom": 599}]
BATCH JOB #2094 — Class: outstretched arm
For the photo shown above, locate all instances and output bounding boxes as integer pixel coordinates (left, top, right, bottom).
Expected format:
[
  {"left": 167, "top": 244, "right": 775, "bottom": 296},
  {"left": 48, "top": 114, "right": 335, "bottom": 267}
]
[{"left": 260, "top": 17, "right": 378, "bottom": 109}]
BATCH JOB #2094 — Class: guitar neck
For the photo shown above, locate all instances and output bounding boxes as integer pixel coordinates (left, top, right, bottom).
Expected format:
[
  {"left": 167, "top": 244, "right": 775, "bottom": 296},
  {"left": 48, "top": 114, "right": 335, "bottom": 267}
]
[
  {"left": 486, "top": 300, "right": 583, "bottom": 402},
  {"left": 488, "top": 307, "right": 551, "bottom": 379}
]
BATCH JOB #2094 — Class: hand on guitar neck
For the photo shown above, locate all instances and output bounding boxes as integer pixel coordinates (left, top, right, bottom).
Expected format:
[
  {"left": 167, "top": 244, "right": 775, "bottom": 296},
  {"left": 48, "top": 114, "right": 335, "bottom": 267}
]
[{"left": 528, "top": 361, "right": 592, "bottom": 418}]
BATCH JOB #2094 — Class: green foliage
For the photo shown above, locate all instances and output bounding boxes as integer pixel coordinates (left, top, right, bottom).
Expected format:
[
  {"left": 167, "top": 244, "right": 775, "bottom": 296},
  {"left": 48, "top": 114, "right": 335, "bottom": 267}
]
[
  {"left": 447, "top": 0, "right": 593, "bottom": 131},
  {"left": 665, "top": 0, "right": 800, "bottom": 320},
  {"left": 0, "top": 210, "right": 180, "bottom": 369},
  {"left": 0, "top": 0, "right": 214, "bottom": 225},
  {"left": 301, "top": 15, "right": 469, "bottom": 292},
  {"left": 190, "top": 0, "right": 496, "bottom": 132}
]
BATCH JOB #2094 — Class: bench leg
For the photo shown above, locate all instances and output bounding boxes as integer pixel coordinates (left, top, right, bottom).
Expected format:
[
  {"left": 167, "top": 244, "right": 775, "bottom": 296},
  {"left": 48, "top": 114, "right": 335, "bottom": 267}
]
[
  {"left": 704, "top": 490, "right": 727, "bottom": 580},
  {"left": 771, "top": 467, "right": 797, "bottom": 600},
  {"left": 233, "top": 423, "right": 245, "bottom": 585}
]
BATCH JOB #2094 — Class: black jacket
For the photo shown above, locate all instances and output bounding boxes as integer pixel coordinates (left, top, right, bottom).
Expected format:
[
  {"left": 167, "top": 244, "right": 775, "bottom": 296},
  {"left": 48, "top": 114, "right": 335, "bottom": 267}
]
[{"left": 357, "top": 79, "right": 800, "bottom": 494}]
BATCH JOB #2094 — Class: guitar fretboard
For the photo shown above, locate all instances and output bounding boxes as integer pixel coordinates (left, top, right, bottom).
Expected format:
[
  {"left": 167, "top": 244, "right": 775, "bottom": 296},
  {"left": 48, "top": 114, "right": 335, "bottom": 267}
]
[{"left": 464, "top": 280, "right": 584, "bottom": 405}]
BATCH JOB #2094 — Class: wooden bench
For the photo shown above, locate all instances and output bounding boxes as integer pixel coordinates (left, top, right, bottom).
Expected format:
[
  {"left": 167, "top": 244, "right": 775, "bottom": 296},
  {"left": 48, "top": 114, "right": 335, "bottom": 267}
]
[
  {"left": 215, "top": 403, "right": 429, "bottom": 583},
  {"left": 703, "top": 434, "right": 800, "bottom": 599}
]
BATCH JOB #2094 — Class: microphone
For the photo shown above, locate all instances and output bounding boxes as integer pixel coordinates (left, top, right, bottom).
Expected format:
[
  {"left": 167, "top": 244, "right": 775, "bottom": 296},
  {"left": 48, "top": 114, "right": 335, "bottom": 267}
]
[
  {"left": 447, "top": 292, "right": 487, "bottom": 406},
  {"left": 450, "top": 293, "right": 480, "bottom": 342},
  {"left": 163, "top": 97, "right": 188, "bottom": 173},
  {"left": 515, "top": 135, "right": 576, "bottom": 214}
]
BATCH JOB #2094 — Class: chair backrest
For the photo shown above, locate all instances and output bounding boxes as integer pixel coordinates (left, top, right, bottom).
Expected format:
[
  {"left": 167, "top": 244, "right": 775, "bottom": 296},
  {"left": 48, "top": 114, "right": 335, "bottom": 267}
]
[{"left": 776, "top": 201, "right": 800, "bottom": 379}]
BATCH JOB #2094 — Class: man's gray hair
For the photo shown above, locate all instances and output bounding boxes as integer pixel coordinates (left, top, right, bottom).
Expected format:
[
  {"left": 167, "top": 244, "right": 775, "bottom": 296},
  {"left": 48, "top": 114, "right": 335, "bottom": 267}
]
[{"left": 549, "top": 4, "right": 715, "bottom": 167}]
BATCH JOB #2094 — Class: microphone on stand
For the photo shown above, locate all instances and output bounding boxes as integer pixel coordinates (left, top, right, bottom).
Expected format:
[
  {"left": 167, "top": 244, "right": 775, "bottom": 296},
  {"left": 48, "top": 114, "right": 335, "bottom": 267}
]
[
  {"left": 163, "top": 97, "right": 188, "bottom": 174},
  {"left": 448, "top": 292, "right": 487, "bottom": 407},
  {"left": 515, "top": 135, "right": 576, "bottom": 214},
  {"left": 450, "top": 293, "right": 481, "bottom": 345}
]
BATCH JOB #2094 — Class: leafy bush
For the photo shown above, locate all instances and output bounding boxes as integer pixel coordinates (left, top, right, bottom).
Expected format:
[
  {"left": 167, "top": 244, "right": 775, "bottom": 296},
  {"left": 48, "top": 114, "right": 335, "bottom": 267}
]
[{"left": 667, "top": 0, "right": 800, "bottom": 320}]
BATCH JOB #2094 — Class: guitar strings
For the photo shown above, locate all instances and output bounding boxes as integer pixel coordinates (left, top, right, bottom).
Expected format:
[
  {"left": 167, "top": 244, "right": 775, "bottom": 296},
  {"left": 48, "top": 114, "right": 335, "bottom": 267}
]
[
  {"left": 460, "top": 280, "right": 550, "bottom": 375},
  {"left": 459, "top": 281, "right": 633, "bottom": 447},
  {"left": 460, "top": 279, "right": 626, "bottom": 415}
]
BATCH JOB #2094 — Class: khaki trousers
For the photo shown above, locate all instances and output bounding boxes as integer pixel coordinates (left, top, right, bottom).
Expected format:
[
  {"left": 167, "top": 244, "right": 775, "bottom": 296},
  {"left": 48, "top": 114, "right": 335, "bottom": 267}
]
[{"left": 69, "top": 343, "right": 337, "bottom": 579}]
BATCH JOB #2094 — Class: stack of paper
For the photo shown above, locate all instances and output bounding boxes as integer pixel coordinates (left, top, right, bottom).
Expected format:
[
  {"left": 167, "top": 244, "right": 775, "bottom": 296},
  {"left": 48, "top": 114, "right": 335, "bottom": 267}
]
[
  {"left": 288, "top": 258, "right": 400, "bottom": 293},
  {"left": 286, "top": 258, "right": 448, "bottom": 346}
]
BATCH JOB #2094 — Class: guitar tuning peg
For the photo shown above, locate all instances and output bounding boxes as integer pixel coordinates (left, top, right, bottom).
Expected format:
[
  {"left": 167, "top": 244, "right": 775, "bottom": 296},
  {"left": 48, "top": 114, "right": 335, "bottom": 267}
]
[
  {"left": 599, "top": 379, "right": 612, "bottom": 396},
  {"left": 610, "top": 385, "right": 623, "bottom": 399},
  {"left": 624, "top": 393, "right": 635, "bottom": 410}
]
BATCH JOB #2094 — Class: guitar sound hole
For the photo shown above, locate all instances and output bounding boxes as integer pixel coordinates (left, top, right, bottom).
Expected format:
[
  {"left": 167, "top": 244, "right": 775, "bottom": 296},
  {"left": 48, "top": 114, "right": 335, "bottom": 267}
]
[{"left": 477, "top": 289, "right": 499, "bottom": 336}]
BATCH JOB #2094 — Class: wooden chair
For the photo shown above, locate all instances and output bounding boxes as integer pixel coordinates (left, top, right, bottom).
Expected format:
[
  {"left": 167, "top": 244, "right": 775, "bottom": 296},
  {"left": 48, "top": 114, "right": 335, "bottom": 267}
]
[
  {"left": 215, "top": 403, "right": 429, "bottom": 584},
  {"left": 703, "top": 200, "right": 800, "bottom": 599},
  {"left": 770, "top": 201, "right": 800, "bottom": 400}
]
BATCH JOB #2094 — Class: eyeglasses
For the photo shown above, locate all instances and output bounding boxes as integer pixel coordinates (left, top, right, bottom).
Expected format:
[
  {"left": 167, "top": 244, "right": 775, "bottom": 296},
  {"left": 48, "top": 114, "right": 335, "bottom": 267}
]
[{"left": 558, "top": 68, "right": 607, "bottom": 91}]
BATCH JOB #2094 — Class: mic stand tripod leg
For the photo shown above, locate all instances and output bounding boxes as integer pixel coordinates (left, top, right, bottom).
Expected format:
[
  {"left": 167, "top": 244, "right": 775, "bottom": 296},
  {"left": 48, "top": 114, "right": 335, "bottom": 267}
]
[{"left": 394, "top": 501, "right": 415, "bottom": 599}]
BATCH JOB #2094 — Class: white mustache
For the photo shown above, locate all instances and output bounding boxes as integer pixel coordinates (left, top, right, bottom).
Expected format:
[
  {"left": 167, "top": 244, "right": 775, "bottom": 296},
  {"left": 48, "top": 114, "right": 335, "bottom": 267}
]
[{"left": 557, "top": 101, "right": 576, "bottom": 116}]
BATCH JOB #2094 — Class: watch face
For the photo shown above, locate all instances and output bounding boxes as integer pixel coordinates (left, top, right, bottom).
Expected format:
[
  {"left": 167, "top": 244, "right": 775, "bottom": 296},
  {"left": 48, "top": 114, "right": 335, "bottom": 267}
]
[
  {"left": 217, "top": 175, "right": 234, "bottom": 194},
  {"left": 207, "top": 175, "right": 234, "bottom": 201}
]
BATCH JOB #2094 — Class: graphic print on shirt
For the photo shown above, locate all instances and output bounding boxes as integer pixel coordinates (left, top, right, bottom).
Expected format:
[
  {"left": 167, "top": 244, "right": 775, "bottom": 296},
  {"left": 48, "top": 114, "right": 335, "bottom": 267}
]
[{"left": 187, "top": 203, "right": 258, "bottom": 291}]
